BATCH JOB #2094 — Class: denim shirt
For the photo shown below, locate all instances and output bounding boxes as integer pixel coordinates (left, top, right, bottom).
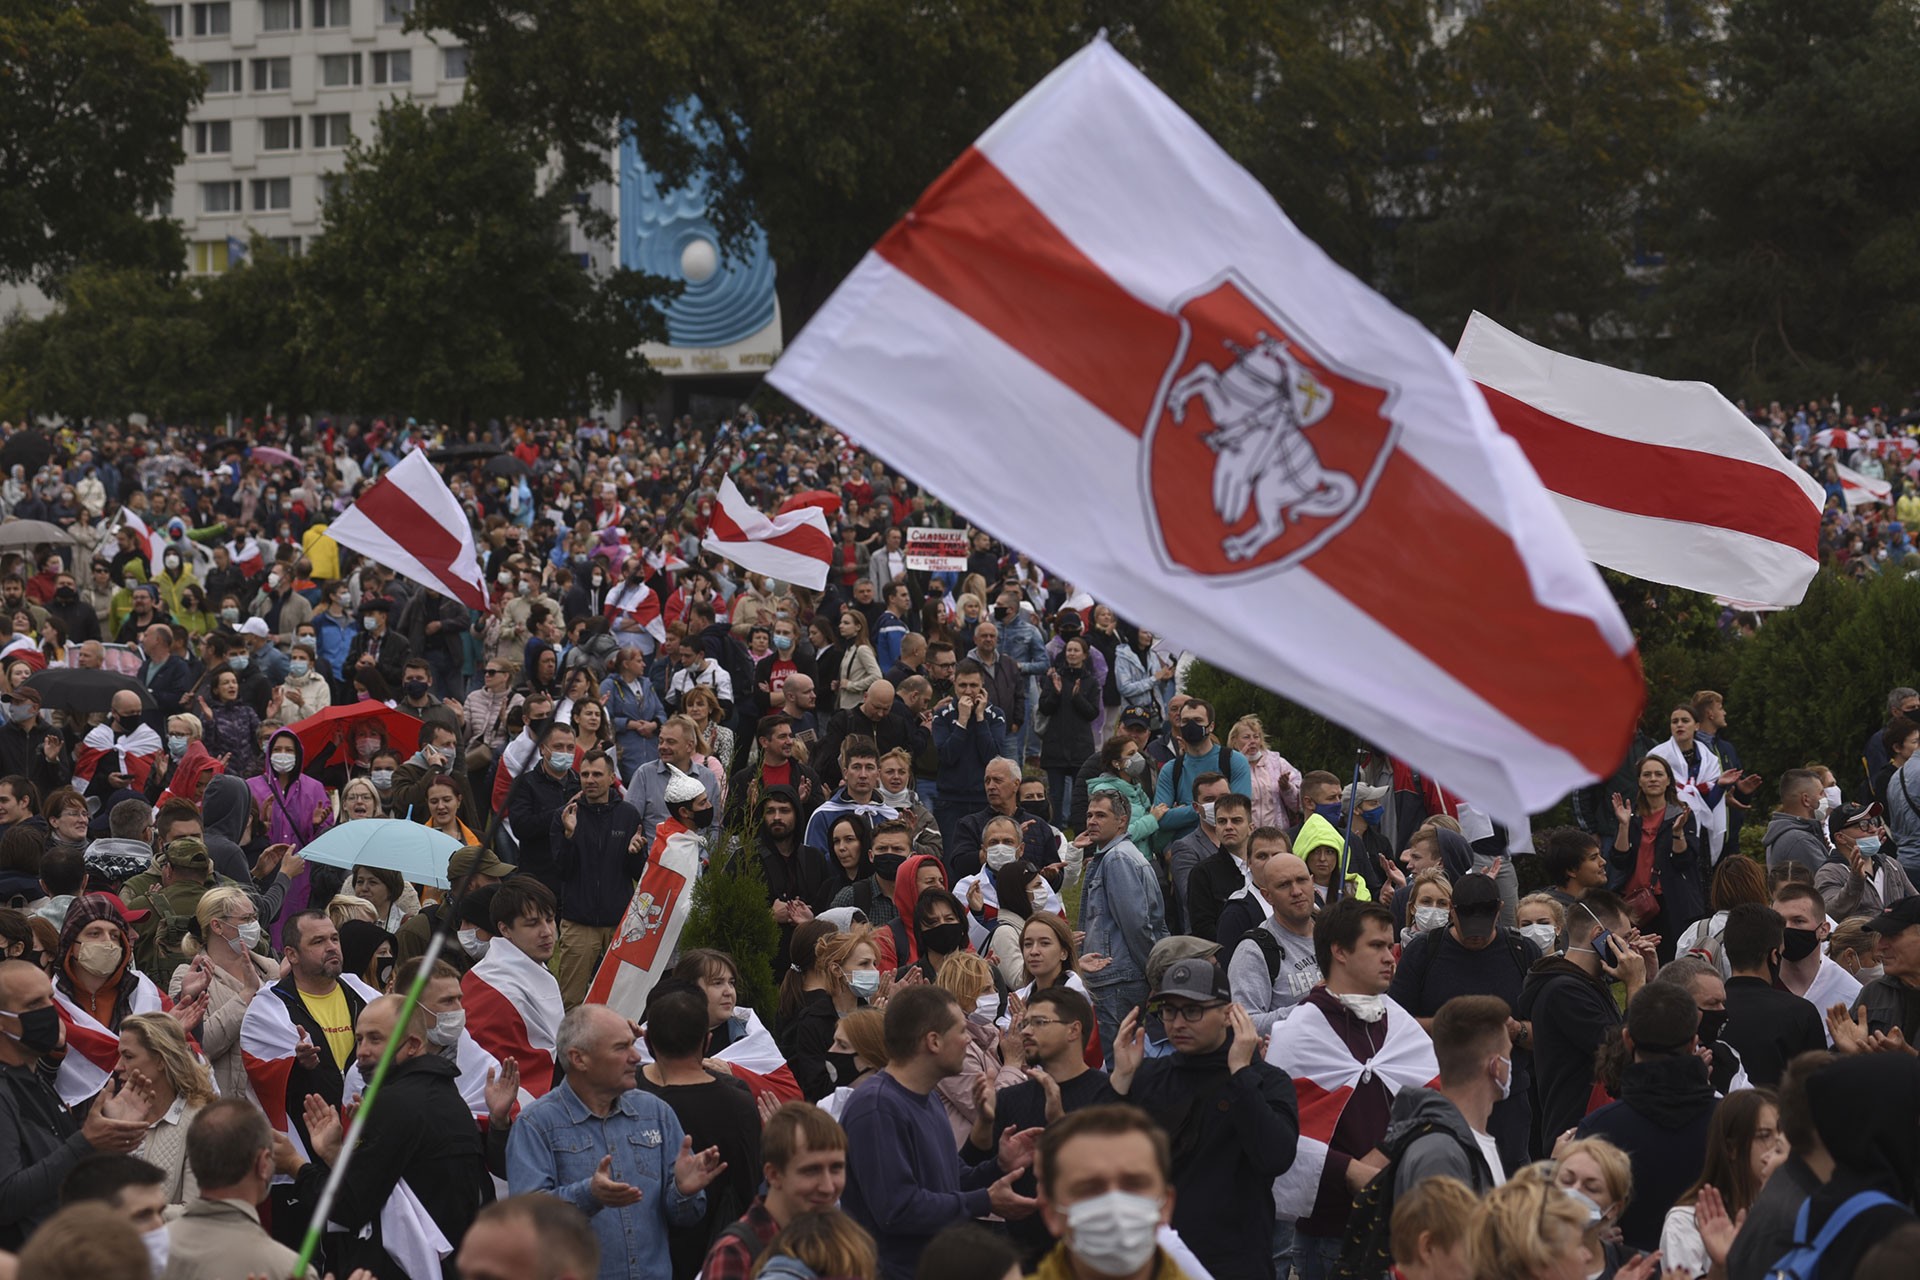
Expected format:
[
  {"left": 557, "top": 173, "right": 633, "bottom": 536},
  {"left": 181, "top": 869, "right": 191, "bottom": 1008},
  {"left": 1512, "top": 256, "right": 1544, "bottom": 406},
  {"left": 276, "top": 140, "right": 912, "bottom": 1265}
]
[
  {"left": 505, "top": 1079, "right": 706, "bottom": 1280},
  {"left": 1079, "top": 835, "right": 1166, "bottom": 989}
]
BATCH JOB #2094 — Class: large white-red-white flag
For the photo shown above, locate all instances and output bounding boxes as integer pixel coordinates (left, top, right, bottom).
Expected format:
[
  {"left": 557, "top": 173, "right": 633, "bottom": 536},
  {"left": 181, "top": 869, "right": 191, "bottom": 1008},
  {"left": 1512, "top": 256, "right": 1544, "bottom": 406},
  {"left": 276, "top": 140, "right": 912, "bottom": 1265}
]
[
  {"left": 1836, "top": 462, "right": 1891, "bottom": 509},
  {"left": 1456, "top": 313, "right": 1826, "bottom": 608},
  {"left": 463, "top": 937, "right": 562, "bottom": 1098},
  {"left": 701, "top": 476, "right": 834, "bottom": 590},
  {"left": 768, "top": 40, "right": 1643, "bottom": 822},
  {"left": 329, "top": 448, "right": 489, "bottom": 612}
]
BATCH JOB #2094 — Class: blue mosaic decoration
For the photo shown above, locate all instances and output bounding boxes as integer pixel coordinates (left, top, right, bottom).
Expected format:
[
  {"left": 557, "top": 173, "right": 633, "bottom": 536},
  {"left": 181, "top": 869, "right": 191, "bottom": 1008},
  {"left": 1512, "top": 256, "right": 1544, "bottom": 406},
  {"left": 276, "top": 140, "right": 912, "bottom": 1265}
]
[{"left": 619, "top": 105, "right": 777, "bottom": 349}]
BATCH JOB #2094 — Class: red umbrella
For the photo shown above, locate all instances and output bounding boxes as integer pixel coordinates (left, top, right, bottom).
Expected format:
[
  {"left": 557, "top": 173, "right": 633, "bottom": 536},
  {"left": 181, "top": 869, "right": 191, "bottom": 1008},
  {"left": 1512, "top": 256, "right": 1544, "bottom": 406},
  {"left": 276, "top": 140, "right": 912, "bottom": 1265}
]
[
  {"left": 288, "top": 702, "right": 422, "bottom": 770},
  {"left": 777, "top": 489, "right": 842, "bottom": 518},
  {"left": 251, "top": 445, "right": 301, "bottom": 468}
]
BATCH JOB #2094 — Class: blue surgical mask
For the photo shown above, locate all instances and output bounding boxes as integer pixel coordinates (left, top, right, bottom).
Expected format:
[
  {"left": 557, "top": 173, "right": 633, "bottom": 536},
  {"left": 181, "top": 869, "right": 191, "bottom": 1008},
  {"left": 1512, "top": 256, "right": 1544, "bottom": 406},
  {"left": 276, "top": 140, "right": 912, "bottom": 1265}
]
[
  {"left": 288, "top": 659, "right": 309, "bottom": 678},
  {"left": 1858, "top": 835, "right": 1884, "bottom": 858},
  {"left": 1360, "top": 805, "right": 1384, "bottom": 827},
  {"left": 847, "top": 969, "right": 880, "bottom": 998},
  {"left": 547, "top": 749, "right": 573, "bottom": 772},
  {"left": 772, "top": 634, "right": 792, "bottom": 652},
  {"left": 167, "top": 734, "right": 189, "bottom": 758},
  {"left": 228, "top": 653, "right": 249, "bottom": 672},
  {"left": 1314, "top": 802, "right": 1344, "bottom": 823}
]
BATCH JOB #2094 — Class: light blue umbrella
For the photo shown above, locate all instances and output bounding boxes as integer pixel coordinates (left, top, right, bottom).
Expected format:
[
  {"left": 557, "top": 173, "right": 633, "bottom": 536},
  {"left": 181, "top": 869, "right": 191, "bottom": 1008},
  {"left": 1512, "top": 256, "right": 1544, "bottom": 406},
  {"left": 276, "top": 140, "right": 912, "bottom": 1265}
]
[{"left": 298, "top": 819, "right": 465, "bottom": 889}]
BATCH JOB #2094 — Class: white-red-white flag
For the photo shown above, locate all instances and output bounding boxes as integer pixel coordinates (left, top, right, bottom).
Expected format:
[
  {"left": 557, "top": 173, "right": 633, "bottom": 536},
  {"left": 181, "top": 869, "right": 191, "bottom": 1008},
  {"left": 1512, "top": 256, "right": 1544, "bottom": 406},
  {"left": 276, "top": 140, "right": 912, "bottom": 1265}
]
[
  {"left": 52, "top": 976, "right": 165, "bottom": 1105},
  {"left": 768, "top": 40, "right": 1642, "bottom": 822},
  {"left": 113, "top": 508, "right": 164, "bottom": 576},
  {"left": 700, "top": 477, "right": 834, "bottom": 591},
  {"left": 463, "top": 938, "right": 562, "bottom": 1098},
  {"left": 329, "top": 448, "right": 489, "bottom": 612},
  {"left": 1456, "top": 313, "right": 1826, "bottom": 608},
  {"left": 1837, "top": 462, "right": 1891, "bottom": 508}
]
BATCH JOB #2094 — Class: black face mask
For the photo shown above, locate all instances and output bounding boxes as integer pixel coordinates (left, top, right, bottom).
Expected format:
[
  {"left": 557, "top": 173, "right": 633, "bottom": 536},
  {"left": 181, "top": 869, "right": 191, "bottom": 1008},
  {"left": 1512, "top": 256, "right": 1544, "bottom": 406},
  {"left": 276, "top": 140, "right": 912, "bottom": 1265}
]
[
  {"left": 872, "top": 853, "right": 906, "bottom": 880},
  {"left": 4, "top": 1004, "right": 61, "bottom": 1055},
  {"left": 115, "top": 713, "right": 142, "bottom": 734},
  {"left": 922, "top": 921, "right": 968, "bottom": 954},
  {"left": 826, "top": 1050, "right": 860, "bottom": 1084},
  {"left": 685, "top": 806, "right": 713, "bottom": 830},
  {"left": 403, "top": 679, "right": 430, "bottom": 699},
  {"left": 1021, "top": 797, "right": 1053, "bottom": 824},
  {"left": 1697, "top": 1008, "right": 1728, "bottom": 1044},
  {"left": 1179, "top": 721, "right": 1208, "bottom": 745},
  {"left": 1782, "top": 927, "right": 1821, "bottom": 963},
  {"left": 53, "top": 589, "right": 75, "bottom": 606}
]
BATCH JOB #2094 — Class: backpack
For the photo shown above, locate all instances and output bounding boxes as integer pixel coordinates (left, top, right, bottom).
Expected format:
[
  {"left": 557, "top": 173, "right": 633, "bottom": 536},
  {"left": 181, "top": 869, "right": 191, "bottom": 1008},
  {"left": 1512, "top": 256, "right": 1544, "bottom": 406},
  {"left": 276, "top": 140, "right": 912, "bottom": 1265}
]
[
  {"left": 1166, "top": 745, "right": 1242, "bottom": 806},
  {"left": 1333, "top": 1119, "right": 1485, "bottom": 1280},
  {"left": 1766, "top": 1190, "right": 1900, "bottom": 1280},
  {"left": 1240, "top": 925, "right": 1284, "bottom": 983}
]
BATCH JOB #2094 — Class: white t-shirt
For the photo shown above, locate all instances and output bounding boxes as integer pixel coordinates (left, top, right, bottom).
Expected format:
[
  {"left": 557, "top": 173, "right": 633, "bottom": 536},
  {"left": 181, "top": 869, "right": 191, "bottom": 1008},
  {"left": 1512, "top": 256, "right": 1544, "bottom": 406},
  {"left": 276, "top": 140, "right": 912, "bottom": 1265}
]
[{"left": 1471, "top": 1128, "right": 1507, "bottom": 1188}]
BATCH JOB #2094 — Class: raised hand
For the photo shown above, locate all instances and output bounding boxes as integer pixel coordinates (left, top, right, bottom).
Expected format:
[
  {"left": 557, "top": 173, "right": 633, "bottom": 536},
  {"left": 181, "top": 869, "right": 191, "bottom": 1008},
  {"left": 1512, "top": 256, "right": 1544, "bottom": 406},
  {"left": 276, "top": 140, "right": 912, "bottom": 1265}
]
[
  {"left": 304, "top": 1093, "right": 345, "bottom": 1165},
  {"left": 1079, "top": 952, "right": 1112, "bottom": 976},
  {"left": 987, "top": 1168, "right": 1041, "bottom": 1220},
  {"left": 1693, "top": 1184, "right": 1746, "bottom": 1269},
  {"left": 1610, "top": 791, "right": 1632, "bottom": 823},
  {"left": 590, "top": 1153, "right": 644, "bottom": 1207},
  {"left": 1827, "top": 1003, "right": 1871, "bottom": 1054},
  {"left": 483, "top": 1057, "right": 521, "bottom": 1119},
  {"left": 561, "top": 795, "right": 580, "bottom": 838},
  {"left": 997, "top": 1123, "right": 1044, "bottom": 1174},
  {"left": 1111, "top": 1007, "right": 1145, "bottom": 1094},
  {"left": 1027, "top": 1067, "right": 1065, "bottom": 1124},
  {"left": 966, "top": 880, "right": 985, "bottom": 913},
  {"left": 1376, "top": 852, "right": 1406, "bottom": 891},
  {"left": 972, "top": 1069, "right": 998, "bottom": 1129},
  {"left": 672, "top": 1135, "right": 727, "bottom": 1194},
  {"left": 168, "top": 989, "right": 210, "bottom": 1034},
  {"left": 1226, "top": 1003, "right": 1261, "bottom": 1073},
  {"left": 294, "top": 1026, "right": 320, "bottom": 1068},
  {"left": 756, "top": 1089, "right": 782, "bottom": 1127}
]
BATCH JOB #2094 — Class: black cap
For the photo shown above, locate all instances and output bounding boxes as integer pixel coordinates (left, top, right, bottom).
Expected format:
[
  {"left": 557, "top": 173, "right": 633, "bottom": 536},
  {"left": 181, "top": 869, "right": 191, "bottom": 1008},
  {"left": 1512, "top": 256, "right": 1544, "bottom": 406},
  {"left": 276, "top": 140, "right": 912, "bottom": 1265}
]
[
  {"left": 1828, "top": 800, "right": 1882, "bottom": 841},
  {"left": 1151, "top": 957, "right": 1229, "bottom": 1004},
  {"left": 1120, "top": 708, "right": 1152, "bottom": 731},
  {"left": 360, "top": 596, "right": 392, "bottom": 616},
  {"left": 1867, "top": 896, "right": 1920, "bottom": 936},
  {"left": 1452, "top": 872, "right": 1501, "bottom": 941}
]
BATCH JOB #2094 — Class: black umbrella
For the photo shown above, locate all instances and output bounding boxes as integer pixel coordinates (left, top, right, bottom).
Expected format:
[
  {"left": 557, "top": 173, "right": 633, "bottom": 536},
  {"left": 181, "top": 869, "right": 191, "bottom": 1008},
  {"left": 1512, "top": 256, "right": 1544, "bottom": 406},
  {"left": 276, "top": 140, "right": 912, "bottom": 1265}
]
[
  {"left": 428, "top": 442, "right": 505, "bottom": 461},
  {"left": 0, "top": 430, "right": 55, "bottom": 475},
  {"left": 23, "top": 668, "right": 154, "bottom": 715},
  {"left": 484, "top": 453, "right": 532, "bottom": 478}
]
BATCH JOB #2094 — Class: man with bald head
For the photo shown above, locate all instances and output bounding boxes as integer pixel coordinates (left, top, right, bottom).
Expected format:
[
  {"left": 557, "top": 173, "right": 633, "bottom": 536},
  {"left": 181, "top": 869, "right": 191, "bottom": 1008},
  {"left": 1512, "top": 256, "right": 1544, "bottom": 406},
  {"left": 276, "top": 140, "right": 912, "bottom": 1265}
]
[
  {"left": 74, "top": 640, "right": 103, "bottom": 669},
  {"left": 816, "top": 678, "right": 923, "bottom": 789},
  {"left": 75, "top": 688, "right": 160, "bottom": 798},
  {"left": 947, "top": 754, "right": 1059, "bottom": 879},
  {"left": 777, "top": 671, "right": 821, "bottom": 758},
  {"left": 286, "top": 991, "right": 489, "bottom": 1276}
]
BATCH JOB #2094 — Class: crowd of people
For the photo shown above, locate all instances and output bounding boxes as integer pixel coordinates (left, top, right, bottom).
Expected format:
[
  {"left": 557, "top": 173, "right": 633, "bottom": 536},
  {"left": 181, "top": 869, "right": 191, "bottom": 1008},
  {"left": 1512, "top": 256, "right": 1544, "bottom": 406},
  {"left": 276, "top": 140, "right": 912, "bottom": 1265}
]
[{"left": 0, "top": 408, "right": 1919, "bottom": 1280}]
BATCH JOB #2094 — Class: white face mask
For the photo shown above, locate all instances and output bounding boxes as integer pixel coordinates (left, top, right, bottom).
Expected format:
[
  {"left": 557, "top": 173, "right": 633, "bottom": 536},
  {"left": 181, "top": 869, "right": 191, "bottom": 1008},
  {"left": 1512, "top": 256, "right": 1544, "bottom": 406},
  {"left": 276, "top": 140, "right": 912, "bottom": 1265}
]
[
  {"left": 984, "top": 842, "right": 1018, "bottom": 871},
  {"left": 970, "top": 992, "right": 1000, "bottom": 1024},
  {"left": 879, "top": 786, "right": 914, "bottom": 808},
  {"left": 271, "top": 752, "right": 297, "bottom": 773},
  {"left": 231, "top": 920, "right": 263, "bottom": 953},
  {"left": 427, "top": 1007, "right": 467, "bottom": 1047},
  {"left": 1519, "top": 922, "right": 1559, "bottom": 953},
  {"left": 458, "top": 928, "right": 489, "bottom": 959},
  {"left": 1334, "top": 991, "right": 1386, "bottom": 1023},
  {"left": 1859, "top": 964, "right": 1886, "bottom": 982},
  {"left": 1411, "top": 906, "right": 1449, "bottom": 935},
  {"left": 1201, "top": 801, "right": 1217, "bottom": 825},
  {"left": 1493, "top": 1054, "right": 1513, "bottom": 1102},
  {"left": 1065, "top": 1190, "right": 1163, "bottom": 1277},
  {"left": 847, "top": 969, "right": 881, "bottom": 998},
  {"left": 142, "top": 1225, "right": 170, "bottom": 1276},
  {"left": 1030, "top": 886, "right": 1051, "bottom": 915}
]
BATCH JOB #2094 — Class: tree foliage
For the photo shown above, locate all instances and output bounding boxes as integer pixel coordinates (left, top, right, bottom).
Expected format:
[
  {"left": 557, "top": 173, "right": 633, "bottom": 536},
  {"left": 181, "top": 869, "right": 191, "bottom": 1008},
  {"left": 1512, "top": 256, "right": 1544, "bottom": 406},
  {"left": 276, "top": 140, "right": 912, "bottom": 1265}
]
[
  {"left": 0, "top": 0, "right": 204, "bottom": 287},
  {"left": 683, "top": 831, "right": 782, "bottom": 1017},
  {"left": 299, "top": 101, "right": 672, "bottom": 421},
  {"left": 0, "top": 266, "right": 219, "bottom": 420}
]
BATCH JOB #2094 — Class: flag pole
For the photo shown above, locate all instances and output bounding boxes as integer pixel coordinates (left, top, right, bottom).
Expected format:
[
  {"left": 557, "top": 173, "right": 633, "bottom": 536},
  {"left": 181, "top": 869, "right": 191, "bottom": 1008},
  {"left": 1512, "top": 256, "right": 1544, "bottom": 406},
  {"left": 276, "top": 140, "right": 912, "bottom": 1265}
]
[
  {"left": 289, "top": 816, "right": 498, "bottom": 1279},
  {"left": 1332, "top": 746, "right": 1365, "bottom": 905}
]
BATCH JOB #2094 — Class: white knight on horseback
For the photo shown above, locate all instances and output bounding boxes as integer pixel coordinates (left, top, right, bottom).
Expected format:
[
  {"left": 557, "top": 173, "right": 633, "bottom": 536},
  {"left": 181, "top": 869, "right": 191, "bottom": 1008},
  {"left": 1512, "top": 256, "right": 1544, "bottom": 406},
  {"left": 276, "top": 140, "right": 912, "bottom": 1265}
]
[{"left": 1167, "top": 332, "right": 1358, "bottom": 562}]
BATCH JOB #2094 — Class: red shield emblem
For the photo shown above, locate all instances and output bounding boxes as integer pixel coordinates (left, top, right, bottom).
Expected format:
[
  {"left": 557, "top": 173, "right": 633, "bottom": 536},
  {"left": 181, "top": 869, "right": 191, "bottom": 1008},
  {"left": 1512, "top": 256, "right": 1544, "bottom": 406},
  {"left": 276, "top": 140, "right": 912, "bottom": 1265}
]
[{"left": 1143, "top": 270, "right": 1399, "bottom": 576}]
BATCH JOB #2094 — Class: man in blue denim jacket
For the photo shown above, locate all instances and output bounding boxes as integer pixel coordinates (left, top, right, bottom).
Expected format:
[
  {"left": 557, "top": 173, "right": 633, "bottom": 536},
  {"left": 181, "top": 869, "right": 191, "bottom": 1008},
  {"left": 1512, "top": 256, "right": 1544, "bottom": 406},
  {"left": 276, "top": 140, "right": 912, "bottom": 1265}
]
[
  {"left": 1076, "top": 790, "right": 1168, "bottom": 1066},
  {"left": 506, "top": 1003, "right": 730, "bottom": 1280}
]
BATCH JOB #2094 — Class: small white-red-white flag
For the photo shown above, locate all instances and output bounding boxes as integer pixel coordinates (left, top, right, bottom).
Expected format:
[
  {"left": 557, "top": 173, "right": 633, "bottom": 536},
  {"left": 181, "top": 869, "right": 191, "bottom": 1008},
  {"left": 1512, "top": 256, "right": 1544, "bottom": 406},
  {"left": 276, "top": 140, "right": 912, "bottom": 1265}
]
[
  {"left": 1836, "top": 462, "right": 1891, "bottom": 508},
  {"left": 113, "top": 507, "right": 164, "bottom": 576},
  {"left": 328, "top": 449, "right": 489, "bottom": 611},
  {"left": 769, "top": 40, "right": 1642, "bottom": 822},
  {"left": 1456, "top": 313, "right": 1826, "bottom": 608},
  {"left": 700, "top": 476, "right": 834, "bottom": 591}
]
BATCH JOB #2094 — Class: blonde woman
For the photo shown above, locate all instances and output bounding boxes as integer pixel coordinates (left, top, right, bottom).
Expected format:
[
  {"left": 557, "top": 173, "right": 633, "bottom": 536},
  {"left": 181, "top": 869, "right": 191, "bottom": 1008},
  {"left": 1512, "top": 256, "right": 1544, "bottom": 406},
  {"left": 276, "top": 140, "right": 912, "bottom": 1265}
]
[
  {"left": 169, "top": 885, "right": 277, "bottom": 1101},
  {"left": 751, "top": 1209, "right": 880, "bottom": 1280},
  {"left": 1551, "top": 1135, "right": 1637, "bottom": 1280},
  {"left": 1516, "top": 892, "right": 1566, "bottom": 956},
  {"left": 1470, "top": 1163, "right": 1616, "bottom": 1280},
  {"left": 118, "top": 1012, "right": 217, "bottom": 1204},
  {"left": 681, "top": 686, "right": 734, "bottom": 784},
  {"left": 340, "top": 775, "right": 385, "bottom": 821},
  {"left": 1227, "top": 714, "right": 1303, "bottom": 829},
  {"left": 776, "top": 922, "right": 883, "bottom": 1102},
  {"left": 930, "top": 951, "right": 1026, "bottom": 1147}
]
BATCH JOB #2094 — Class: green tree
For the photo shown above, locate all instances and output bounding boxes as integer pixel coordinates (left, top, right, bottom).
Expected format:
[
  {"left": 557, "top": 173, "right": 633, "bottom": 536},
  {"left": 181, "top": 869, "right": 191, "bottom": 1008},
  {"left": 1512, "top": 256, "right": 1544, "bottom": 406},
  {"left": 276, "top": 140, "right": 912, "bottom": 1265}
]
[
  {"left": 410, "top": 0, "right": 1293, "bottom": 335},
  {"left": 1391, "top": 0, "right": 1709, "bottom": 353},
  {"left": 299, "top": 101, "right": 671, "bottom": 419},
  {"left": 1659, "top": 0, "right": 1920, "bottom": 400},
  {"left": 0, "top": 265, "right": 218, "bottom": 420},
  {"left": 0, "top": 0, "right": 204, "bottom": 287},
  {"left": 683, "top": 831, "right": 782, "bottom": 1017}
]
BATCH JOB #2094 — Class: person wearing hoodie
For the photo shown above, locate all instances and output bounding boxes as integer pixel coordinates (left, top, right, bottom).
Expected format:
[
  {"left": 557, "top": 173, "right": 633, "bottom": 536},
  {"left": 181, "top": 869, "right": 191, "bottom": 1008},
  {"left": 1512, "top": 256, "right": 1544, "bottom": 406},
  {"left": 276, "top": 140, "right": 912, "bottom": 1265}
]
[
  {"left": 1516, "top": 889, "right": 1644, "bottom": 1155},
  {"left": 246, "top": 727, "right": 333, "bottom": 928},
  {"left": 1109, "top": 956, "right": 1297, "bottom": 1280},
  {"left": 1765, "top": 768, "right": 1832, "bottom": 877},
  {"left": 197, "top": 775, "right": 257, "bottom": 886},
  {"left": 1294, "top": 810, "right": 1372, "bottom": 905},
  {"left": 1384, "top": 995, "right": 1512, "bottom": 1198},
  {"left": 1772, "top": 1052, "right": 1920, "bottom": 1278},
  {"left": 1574, "top": 982, "right": 1720, "bottom": 1253}
]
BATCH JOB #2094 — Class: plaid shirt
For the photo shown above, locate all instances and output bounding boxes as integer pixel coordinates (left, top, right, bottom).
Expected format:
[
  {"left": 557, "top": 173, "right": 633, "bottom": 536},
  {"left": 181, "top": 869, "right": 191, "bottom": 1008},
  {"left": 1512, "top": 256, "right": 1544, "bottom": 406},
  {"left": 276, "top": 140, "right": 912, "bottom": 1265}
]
[{"left": 700, "top": 1198, "right": 781, "bottom": 1280}]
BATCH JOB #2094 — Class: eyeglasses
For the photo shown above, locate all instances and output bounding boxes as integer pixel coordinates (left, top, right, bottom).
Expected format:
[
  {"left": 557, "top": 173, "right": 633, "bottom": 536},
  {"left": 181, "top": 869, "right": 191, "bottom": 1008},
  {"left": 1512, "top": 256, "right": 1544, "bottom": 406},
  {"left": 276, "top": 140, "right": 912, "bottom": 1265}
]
[
  {"left": 1154, "top": 1002, "right": 1225, "bottom": 1024},
  {"left": 1022, "top": 1016, "right": 1066, "bottom": 1030}
]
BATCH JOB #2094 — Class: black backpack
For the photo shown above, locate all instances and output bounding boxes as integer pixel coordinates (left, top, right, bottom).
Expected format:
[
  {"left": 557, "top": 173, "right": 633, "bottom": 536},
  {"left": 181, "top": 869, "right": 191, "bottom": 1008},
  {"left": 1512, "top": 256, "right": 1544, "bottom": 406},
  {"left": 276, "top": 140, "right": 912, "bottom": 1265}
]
[
  {"left": 1333, "top": 1120, "right": 1484, "bottom": 1280},
  {"left": 1240, "top": 925, "right": 1284, "bottom": 983}
]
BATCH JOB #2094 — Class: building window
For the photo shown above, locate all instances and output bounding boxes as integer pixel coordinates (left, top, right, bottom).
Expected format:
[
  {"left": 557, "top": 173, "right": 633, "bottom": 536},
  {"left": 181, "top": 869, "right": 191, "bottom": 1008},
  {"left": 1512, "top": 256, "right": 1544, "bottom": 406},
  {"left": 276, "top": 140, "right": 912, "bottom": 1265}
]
[
  {"left": 371, "top": 49, "right": 410, "bottom": 83},
  {"left": 252, "top": 57, "right": 291, "bottom": 92},
  {"left": 251, "top": 178, "right": 292, "bottom": 211},
  {"left": 154, "top": 5, "right": 184, "bottom": 37},
  {"left": 310, "top": 0, "right": 348, "bottom": 27},
  {"left": 260, "top": 116, "right": 301, "bottom": 150},
  {"left": 267, "top": 236, "right": 302, "bottom": 256},
  {"left": 191, "top": 241, "right": 232, "bottom": 273},
  {"left": 441, "top": 46, "right": 469, "bottom": 79},
  {"left": 319, "top": 53, "right": 361, "bottom": 87},
  {"left": 190, "top": 2, "right": 229, "bottom": 35},
  {"left": 380, "top": 0, "right": 410, "bottom": 23},
  {"left": 318, "top": 172, "right": 348, "bottom": 207},
  {"left": 203, "top": 59, "right": 241, "bottom": 94},
  {"left": 258, "top": 0, "right": 299, "bottom": 30},
  {"left": 191, "top": 120, "right": 232, "bottom": 154},
  {"left": 312, "top": 113, "right": 352, "bottom": 147},
  {"left": 200, "top": 181, "right": 242, "bottom": 214}
]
